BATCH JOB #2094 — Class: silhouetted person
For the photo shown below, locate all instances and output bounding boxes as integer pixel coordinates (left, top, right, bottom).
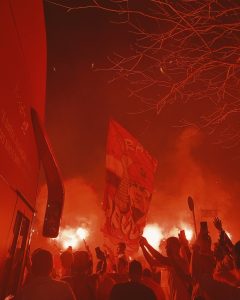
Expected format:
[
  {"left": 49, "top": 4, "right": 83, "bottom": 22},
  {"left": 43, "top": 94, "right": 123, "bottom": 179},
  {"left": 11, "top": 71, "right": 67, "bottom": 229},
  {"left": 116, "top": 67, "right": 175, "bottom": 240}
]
[
  {"left": 233, "top": 241, "right": 240, "bottom": 275},
  {"left": 213, "top": 217, "right": 236, "bottom": 286},
  {"left": 15, "top": 248, "right": 76, "bottom": 300},
  {"left": 142, "top": 268, "right": 165, "bottom": 300},
  {"left": 140, "top": 236, "right": 191, "bottom": 300},
  {"left": 60, "top": 247, "right": 74, "bottom": 277},
  {"left": 191, "top": 223, "right": 215, "bottom": 299},
  {"left": 62, "top": 251, "right": 97, "bottom": 300},
  {"left": 197, "top": 240, "right": 240, "bottom": 300},
  {"left": 110, "top": 260, "right": 157, "bottom": 300},
  {"left": 95, "top": 247, "right": 107, "bottom": 275},
  {"left": 116, "top": 242, "right": 128, "bottom": 262},
  {"left": 113, "top": 256, "right": 129, "bottom": 283}
]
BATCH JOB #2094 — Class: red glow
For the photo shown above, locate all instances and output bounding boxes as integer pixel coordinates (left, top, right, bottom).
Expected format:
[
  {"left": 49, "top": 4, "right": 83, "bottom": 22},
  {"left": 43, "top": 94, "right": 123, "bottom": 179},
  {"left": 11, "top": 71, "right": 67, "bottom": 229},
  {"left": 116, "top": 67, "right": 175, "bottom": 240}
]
[
  {"left": 53, "top": 226, "right": 89, "bottom": 250},
  {"left": 143, "top": 224, "right": 164, "bottom": 249}
]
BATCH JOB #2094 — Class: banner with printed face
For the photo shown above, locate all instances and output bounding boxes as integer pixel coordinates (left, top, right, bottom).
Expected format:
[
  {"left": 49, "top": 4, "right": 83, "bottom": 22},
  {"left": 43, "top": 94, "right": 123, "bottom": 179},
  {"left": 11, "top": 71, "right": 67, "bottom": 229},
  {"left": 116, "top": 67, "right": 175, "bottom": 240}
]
[{"left": 102, "top": 120, "right": 158, "bottom": 251}]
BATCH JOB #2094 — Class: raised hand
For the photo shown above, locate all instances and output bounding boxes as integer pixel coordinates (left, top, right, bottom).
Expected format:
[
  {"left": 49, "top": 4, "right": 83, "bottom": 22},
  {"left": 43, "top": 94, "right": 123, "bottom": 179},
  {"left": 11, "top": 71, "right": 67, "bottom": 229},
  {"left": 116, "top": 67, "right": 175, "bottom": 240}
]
[
  {"left": 213, "top": 217, "right": 223, "bottom": 231},
  {"left": 139, "top": 236, "right": 148, "bottom": 247},
  {"left": 178, "top": 230, "right": 188, "bottom": 246}
]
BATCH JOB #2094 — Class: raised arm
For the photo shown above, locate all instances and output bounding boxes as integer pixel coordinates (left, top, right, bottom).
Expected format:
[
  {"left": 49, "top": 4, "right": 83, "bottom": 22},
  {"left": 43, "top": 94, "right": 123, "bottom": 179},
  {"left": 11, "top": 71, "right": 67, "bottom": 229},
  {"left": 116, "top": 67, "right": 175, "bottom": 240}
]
[
  {"left": 213, "top": 217, "right": 233, "bottom": 252},
  {"left": 140, "top": 243, "right": 159, "bottom": 267},
  {"left": 139, "top": 236, "right": 170, "bottom": 266}
]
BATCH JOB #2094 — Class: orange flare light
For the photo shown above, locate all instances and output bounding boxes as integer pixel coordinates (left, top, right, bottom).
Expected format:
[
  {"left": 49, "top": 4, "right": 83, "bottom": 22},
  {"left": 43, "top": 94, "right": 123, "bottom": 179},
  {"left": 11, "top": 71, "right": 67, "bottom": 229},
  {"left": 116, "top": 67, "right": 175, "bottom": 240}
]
[
  {"left": 53, "top": 226, "right": 89, "bottom": 249},
  {"left": 76, "top": 227, "right": 89, "bottom": 240},
  {"left": 143, "top": 224, "right": 164, "bottom": 249},
  {"left": 184, "top": 228, "right": 193, "bottom": 241},
  {"left": 226, "top": 231, "right": 232, "bottom": 240}
]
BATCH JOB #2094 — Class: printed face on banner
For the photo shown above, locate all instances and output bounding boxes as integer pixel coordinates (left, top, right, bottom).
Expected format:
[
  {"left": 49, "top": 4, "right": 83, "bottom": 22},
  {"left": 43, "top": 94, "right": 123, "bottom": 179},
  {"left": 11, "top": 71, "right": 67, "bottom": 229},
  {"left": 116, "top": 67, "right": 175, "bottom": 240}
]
[
  {"left": 102, "top": 120, "right": 157, "bottom": 252},
  {"left": 129, "top": 181, "right": 151, "bottom": 222}
]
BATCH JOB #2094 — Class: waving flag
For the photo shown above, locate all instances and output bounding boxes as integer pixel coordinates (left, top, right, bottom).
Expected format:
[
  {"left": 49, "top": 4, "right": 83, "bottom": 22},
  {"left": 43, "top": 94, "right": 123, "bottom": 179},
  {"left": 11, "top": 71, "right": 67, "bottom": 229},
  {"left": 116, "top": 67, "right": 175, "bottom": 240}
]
[{"left": 102, "top": 120, "right": 157, "bottom": 252}]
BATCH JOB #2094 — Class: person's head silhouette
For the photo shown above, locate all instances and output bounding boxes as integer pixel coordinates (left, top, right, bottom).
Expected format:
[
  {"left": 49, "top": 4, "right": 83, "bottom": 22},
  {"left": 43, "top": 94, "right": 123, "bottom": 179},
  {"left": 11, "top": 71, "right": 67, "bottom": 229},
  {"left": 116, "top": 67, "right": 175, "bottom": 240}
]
[
  {"left": 31, "top": 249, "right": 53, "bottom": 276},
  {"left": 129, "top": 260, "right": 142, "bottom": 282}
]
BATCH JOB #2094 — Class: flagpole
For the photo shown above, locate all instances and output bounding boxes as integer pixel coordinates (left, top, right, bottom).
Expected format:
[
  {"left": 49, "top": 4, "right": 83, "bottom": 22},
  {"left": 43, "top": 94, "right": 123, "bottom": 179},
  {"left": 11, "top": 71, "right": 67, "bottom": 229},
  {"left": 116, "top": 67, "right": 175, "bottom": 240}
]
[{"left": 188, "top": 196, "right": 197, "bottom": 239}]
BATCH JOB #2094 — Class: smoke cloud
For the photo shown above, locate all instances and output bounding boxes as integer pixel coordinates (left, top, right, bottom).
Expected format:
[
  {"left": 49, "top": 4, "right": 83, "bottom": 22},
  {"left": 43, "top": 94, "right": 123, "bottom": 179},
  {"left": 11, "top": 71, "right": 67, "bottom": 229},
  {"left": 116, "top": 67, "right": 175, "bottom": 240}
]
[
  {"left": 31, "top": 127, "right": 239, "bottom": 256},
  {"left": 148, "top": 127, "right": 238, "bottom": 242}
]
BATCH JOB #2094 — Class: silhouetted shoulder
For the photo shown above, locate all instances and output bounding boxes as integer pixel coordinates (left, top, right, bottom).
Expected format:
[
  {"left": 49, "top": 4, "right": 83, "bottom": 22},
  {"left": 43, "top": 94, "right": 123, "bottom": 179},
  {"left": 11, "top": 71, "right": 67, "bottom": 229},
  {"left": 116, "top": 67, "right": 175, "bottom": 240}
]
[
  {"left": 110, "top": 281, "right": 157, "bottom": 300},
  {"left": 15, "top": 277, "right": 76, "bottom": 300}
]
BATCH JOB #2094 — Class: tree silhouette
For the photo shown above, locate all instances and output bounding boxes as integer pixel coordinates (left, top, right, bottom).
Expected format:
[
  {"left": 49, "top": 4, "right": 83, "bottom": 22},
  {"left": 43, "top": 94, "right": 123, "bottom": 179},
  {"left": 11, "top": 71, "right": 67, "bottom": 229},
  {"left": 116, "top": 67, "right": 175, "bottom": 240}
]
[{"left": 47, "top": 0, "right": 240, "bottom": 147}]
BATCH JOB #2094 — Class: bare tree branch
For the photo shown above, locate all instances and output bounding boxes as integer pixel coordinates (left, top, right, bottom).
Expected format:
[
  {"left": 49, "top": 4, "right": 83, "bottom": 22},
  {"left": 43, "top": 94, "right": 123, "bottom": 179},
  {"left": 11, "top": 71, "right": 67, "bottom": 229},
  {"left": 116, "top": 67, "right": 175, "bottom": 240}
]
[{"left": 46, "top": 0, "right": 240, "bottom": 147}]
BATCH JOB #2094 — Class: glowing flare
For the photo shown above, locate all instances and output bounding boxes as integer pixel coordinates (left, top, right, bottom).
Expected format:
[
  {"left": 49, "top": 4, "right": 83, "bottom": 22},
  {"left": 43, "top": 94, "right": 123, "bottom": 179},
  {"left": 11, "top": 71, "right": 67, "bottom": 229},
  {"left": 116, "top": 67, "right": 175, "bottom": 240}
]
[
  {"left": 63, "top": 237, "right": 78, "bottom": 249},
  {"left": 169, "top": 223, "right": 193, "bottom": 241},
  {"left": 76, "top": 227, "right": 89, "bottom": 240},
  {"left": 226, "top": 231, "right": 232, "bottom": 239},
  {"left": 60, "top": 228, "right": 78, "bottom": 249},
  {"left": 52, "top": 226, "right": 89, "bottom": 249},
  {"left": 185, "top": 228, "right": 193, "bottom": 241},
  {"left": 143, "top": 224, "right": 164, "bottom": 249}
]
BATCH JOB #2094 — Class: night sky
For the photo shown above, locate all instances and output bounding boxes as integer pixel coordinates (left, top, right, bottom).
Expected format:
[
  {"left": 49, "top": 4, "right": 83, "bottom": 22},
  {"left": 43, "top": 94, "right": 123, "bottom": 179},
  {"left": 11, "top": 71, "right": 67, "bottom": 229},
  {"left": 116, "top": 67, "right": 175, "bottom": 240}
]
[{"left": 39, "top": 1, "right": 240, "bottom": 245}]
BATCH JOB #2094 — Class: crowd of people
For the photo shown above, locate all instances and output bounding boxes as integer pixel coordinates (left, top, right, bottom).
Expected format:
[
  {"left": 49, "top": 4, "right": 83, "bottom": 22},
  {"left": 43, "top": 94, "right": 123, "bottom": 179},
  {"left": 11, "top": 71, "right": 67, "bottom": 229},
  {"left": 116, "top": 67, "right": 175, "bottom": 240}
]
[{"left": 14, "top": 218, "right": 240, "bottom": 300}]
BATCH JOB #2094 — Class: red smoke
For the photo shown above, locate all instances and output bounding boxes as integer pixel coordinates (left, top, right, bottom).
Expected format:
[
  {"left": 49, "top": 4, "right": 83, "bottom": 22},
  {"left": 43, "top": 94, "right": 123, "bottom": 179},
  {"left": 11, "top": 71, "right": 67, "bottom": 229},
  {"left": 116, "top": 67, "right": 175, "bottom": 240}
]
[{"left": 31, "top": 127, "right": 238, "bottom": 255}]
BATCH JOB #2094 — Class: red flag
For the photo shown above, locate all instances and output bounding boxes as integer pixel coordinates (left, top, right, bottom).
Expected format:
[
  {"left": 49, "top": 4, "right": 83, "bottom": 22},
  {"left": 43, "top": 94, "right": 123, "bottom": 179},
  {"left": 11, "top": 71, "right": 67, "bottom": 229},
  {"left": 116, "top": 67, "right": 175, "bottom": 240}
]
[{"left": 102, "top": 120, "right": 157, "bottom": 252}]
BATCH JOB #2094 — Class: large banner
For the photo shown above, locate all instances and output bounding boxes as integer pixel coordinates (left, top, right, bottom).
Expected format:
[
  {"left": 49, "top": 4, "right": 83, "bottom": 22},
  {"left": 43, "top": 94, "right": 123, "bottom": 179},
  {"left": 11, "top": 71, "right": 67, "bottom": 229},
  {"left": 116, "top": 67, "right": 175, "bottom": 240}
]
[{"left": 102, "top": 120, "right": 158, "bottom": 251}]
